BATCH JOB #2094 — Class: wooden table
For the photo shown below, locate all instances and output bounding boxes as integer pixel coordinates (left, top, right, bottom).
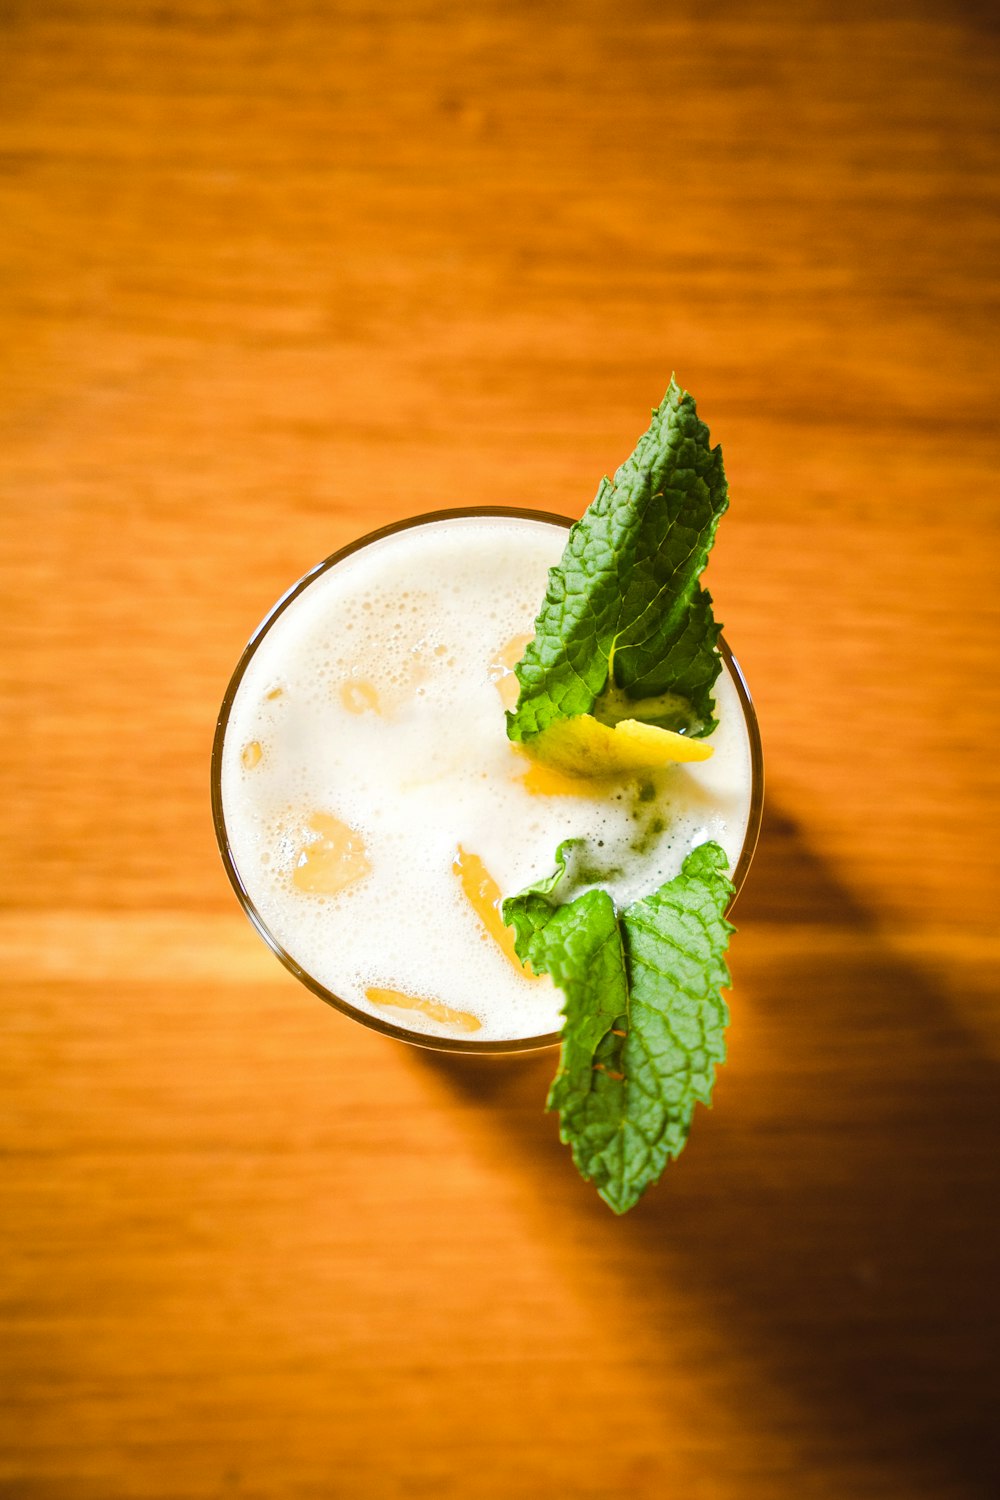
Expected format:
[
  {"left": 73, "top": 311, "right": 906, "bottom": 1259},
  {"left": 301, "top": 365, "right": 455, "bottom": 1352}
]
[{"left": 3, "top": 3, "right": 998, "bottom": 1496}]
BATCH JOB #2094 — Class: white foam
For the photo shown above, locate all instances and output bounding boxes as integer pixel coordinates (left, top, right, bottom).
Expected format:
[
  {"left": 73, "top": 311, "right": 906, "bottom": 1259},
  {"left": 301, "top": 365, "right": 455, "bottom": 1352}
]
[{"left": 220, "top": 517, "right": 754, "bottom": 1042}]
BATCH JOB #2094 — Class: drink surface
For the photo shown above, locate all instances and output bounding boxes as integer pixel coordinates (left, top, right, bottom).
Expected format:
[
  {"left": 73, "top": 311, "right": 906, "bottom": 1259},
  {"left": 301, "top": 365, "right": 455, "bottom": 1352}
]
[{"left": 219, "top": 517, "right": 754, "bottom": 1043}]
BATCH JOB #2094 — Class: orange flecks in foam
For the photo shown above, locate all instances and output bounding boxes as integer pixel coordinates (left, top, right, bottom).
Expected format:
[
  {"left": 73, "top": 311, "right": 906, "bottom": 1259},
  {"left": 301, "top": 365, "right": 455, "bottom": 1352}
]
[
  {"left": 452, "top": 844, "right": 536, "bottom": 977},
  {"left": 365, "top": 987, "right": 482, "bottom": 1033},
  {"left": 339, "top": 679, "right": 381, "bottom": 716},
  {"left": 488, "top": 632, "right": 533, "bottom": 712},
  {"left": 292, "top": 812, "right": 371, "bottom": 895}
]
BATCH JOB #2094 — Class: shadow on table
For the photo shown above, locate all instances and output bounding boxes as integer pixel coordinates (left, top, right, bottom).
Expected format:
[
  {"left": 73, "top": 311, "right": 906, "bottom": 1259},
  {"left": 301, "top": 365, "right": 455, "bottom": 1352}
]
[{"left": 418, "top": 800, "right": 1000, "bottom": 1498}]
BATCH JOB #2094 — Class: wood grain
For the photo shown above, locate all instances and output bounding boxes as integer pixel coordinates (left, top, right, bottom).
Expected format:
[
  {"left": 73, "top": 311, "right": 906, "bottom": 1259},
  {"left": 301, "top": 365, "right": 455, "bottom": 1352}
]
[{"left": 2, "top": 2, "right": 999, "bottom": 1496}]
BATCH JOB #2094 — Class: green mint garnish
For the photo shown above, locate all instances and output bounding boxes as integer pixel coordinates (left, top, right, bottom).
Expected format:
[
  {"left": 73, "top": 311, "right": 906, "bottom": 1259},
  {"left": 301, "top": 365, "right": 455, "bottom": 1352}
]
[
  {"left": 498, "top": 379, "right": 745, "bottom": 1212},
  {"left": 504, "top": 842, "right": 735, "bottom": 1215},
  {"left": 506, "top": 377, "right": 729, "bottom": 744}
]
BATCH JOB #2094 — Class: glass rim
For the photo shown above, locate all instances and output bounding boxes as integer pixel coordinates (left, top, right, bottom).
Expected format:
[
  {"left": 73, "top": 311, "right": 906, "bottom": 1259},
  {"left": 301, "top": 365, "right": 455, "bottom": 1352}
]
[{"left": 211, "top": 506, "right": 764, "bottom": 1056}]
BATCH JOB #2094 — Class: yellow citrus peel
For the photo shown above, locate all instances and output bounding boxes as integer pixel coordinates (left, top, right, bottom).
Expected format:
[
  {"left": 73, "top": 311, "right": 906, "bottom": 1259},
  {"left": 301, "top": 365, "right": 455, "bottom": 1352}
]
[{"left": 522, "top": 714, "right": 713, "bottom": 778}]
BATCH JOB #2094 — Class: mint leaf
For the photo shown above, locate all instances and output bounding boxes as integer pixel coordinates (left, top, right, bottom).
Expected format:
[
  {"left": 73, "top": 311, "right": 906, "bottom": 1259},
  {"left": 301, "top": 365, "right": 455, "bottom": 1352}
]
[
  {"left": 500, "top": 382, "right": 743, "bottom": 1211},
  {"left": 503, "top": 841, "right": 735, "bottom": 1214},
  {"left": 507, "top": 377, "right": 729, "bottom": 743},
  {"left": 508, "top": 887, "right": 628, "bottom": 1100},
  {"left": 503, "top": 837, "right": 578, "bottom": 921}
]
